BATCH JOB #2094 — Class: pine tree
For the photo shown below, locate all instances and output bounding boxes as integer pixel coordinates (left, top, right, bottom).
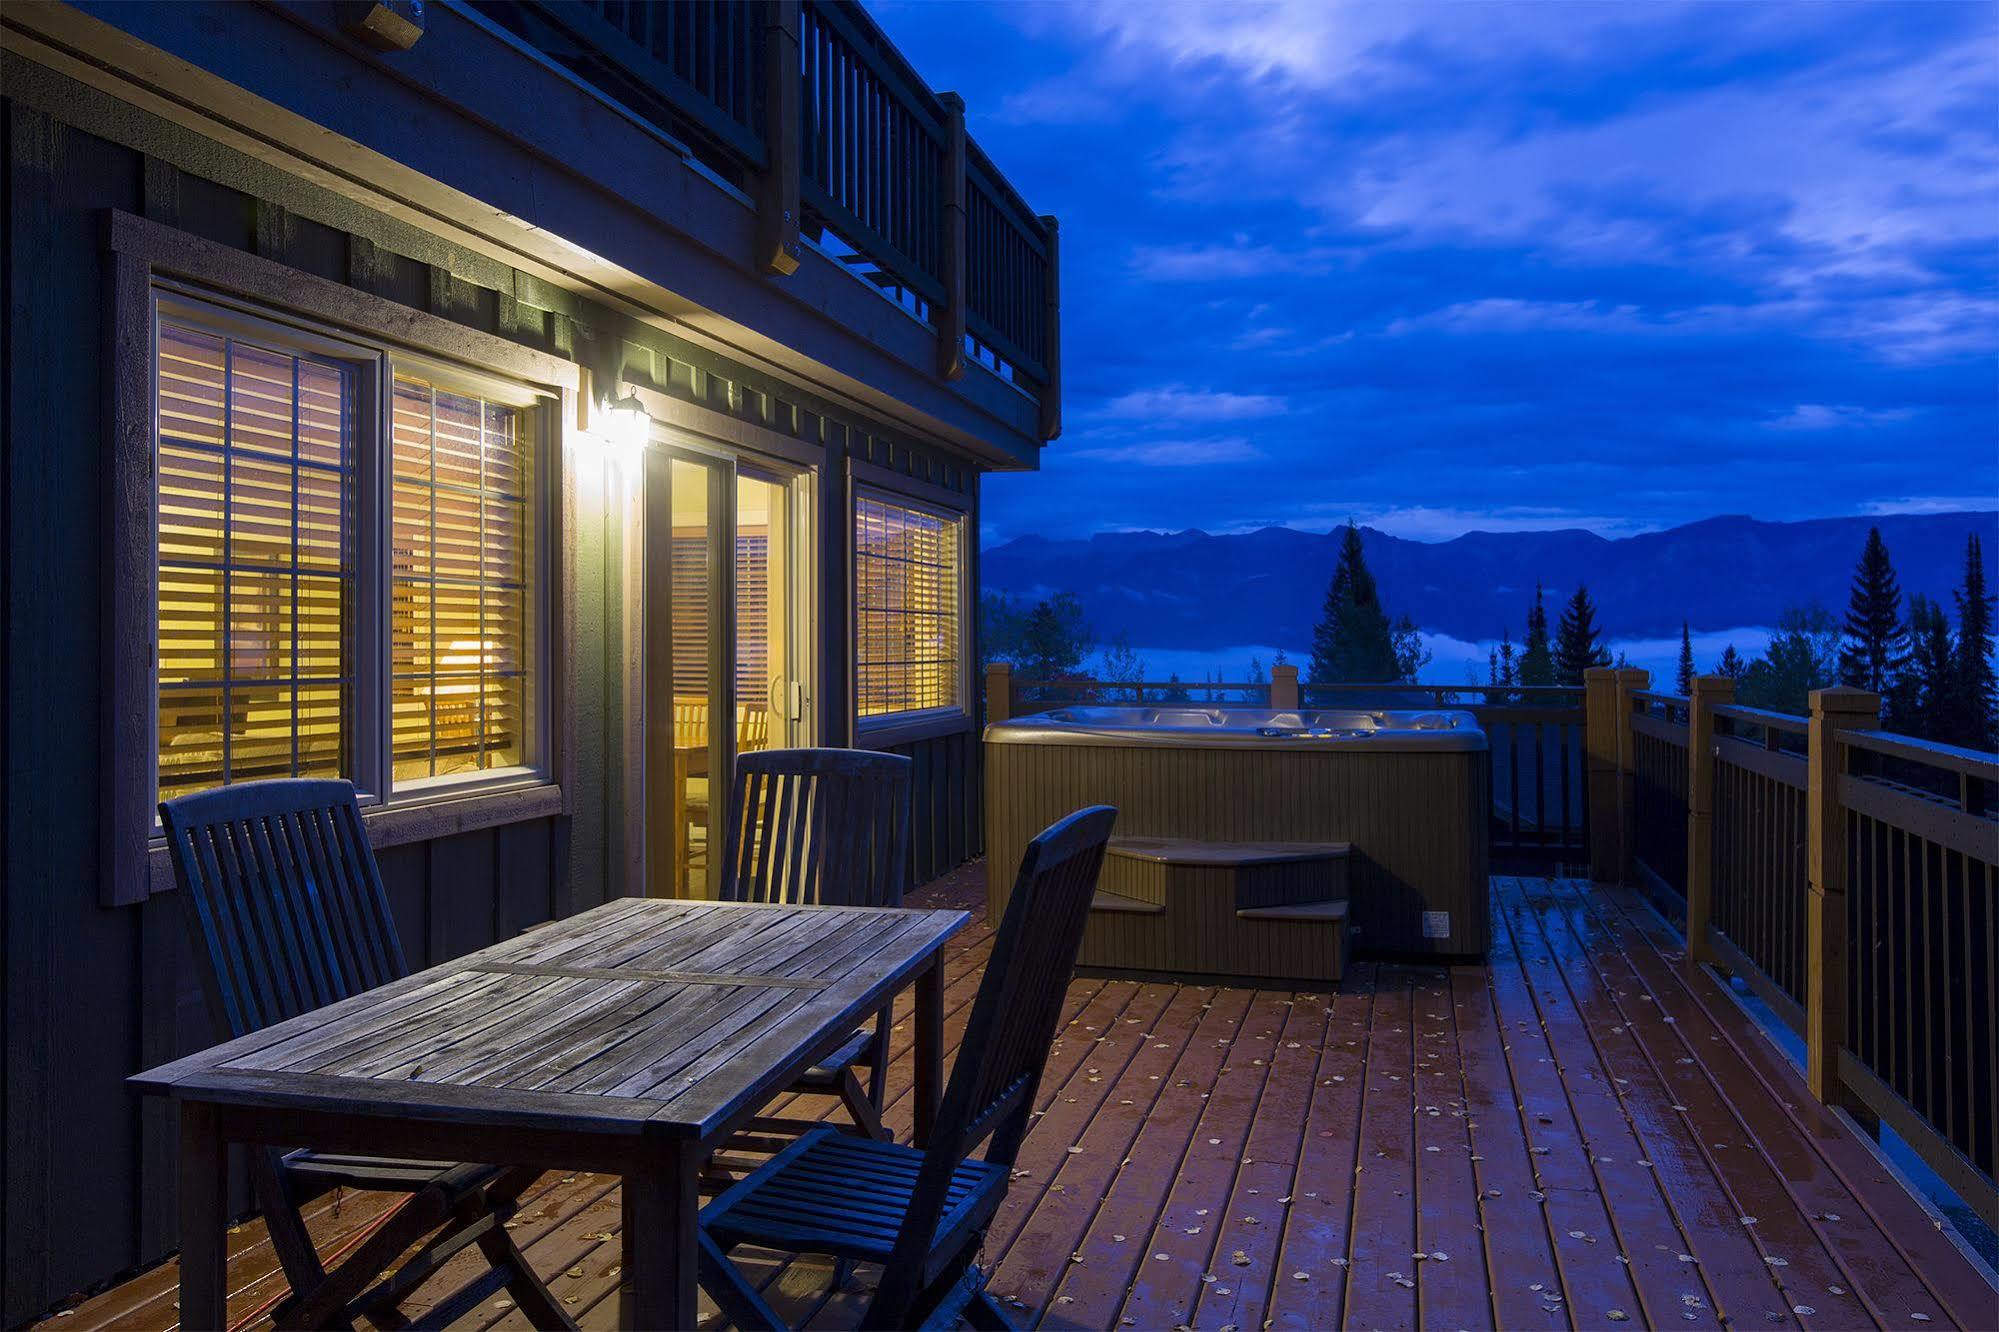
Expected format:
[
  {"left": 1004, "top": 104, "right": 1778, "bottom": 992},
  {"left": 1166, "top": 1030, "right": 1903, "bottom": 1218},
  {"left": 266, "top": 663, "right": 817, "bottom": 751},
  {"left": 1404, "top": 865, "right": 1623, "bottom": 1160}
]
[
  {"left": 1951, "top": 533, "right": 1995, "bottom": 749},
  {"left": 1905, "top": 596, "right": 1956, "bottom": 741},
  {"left": 1715, "top": 644, "right": 1747, "bottom": 680},
  {"left": 1554, "top": 584, "right": 1612, "bottom": 685},
  {"left": 1676, "top": 621, "right": 1695, "bottom": 694},
  {"left": 1738, "top": 606, "right": 1841, "bottom": 715},
  {"left": 1518, "top": 583, "right": 1555, "bottom": 686},
  {"left": 1838, "top": 526, "right": 1906, "bottom": 694},
  {"left": 1308, "top": 523, "right": 1403, "bottom": 683}
]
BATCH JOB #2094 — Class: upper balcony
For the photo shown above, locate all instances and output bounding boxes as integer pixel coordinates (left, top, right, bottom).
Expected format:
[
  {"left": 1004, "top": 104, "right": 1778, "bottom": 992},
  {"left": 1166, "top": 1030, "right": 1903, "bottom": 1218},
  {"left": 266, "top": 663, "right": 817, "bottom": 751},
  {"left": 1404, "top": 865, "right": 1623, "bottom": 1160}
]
[
  {"left": 470, "top": 1, "right": 1060, "bottom": 438},
  {"left": 5, "top": 0, "right": 1057, "bottom": 464}
]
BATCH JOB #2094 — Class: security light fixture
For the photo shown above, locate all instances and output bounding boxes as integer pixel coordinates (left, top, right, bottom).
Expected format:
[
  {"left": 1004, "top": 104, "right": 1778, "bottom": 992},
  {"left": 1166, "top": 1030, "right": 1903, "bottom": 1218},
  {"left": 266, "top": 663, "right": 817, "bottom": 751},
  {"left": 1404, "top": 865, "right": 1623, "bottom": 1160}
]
[{"left": 602, "top": 389, "right": 652, "bottom": 459}]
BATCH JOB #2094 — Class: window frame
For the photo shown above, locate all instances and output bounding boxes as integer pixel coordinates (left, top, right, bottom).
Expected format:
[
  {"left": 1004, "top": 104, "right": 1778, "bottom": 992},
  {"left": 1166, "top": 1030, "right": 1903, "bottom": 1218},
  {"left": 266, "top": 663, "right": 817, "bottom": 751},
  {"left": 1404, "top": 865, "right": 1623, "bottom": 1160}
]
[
  {"left": 848, "top": 462, "right": 974, "bottom": 748},
  {"left": 104, "top": 211, "right": 577, "bottom": 905}
]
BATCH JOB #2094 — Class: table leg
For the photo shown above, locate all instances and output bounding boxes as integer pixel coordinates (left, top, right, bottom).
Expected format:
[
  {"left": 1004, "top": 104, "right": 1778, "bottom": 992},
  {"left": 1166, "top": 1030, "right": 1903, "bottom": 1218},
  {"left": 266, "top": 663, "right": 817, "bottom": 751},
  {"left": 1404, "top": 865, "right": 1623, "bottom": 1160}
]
[
  {"left": 177, "top": 1102, "right": 227, "bottom": 1332},
  {"left": 622, "top": 1141, "right": 700, "bottom": 1331},
  {"left": 914, "top": 954, "right": 945, "bottom": 1147}
]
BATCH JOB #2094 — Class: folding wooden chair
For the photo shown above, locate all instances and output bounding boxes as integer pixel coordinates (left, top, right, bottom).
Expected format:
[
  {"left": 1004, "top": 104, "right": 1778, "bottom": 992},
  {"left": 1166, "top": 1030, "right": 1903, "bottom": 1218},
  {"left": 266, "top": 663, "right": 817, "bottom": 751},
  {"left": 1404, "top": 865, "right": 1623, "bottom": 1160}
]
[
  {"left": 718, "top": 747, "right": 913, "bottom": 1141},
  {"left": 158, "top": 779, "right": 573, "bottom": 1331},
  {"left": 698, "top": 803, "right": 1119, "bottom": 1330}
]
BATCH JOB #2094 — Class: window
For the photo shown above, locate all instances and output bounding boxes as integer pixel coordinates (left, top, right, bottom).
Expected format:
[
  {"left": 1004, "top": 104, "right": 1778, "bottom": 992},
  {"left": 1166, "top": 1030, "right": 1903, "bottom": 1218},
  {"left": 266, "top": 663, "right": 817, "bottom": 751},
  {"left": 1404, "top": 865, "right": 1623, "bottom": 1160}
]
[
  {"left": 156, "top": 323, "right": 354, "bottom": 802},
  {"left": 390, "top": 375, "right": 536, "bottom": 784},
  {"left": 854, "top": 493, "right": 964, "bottom": 722},
  {"left": 151, "top": 300, "right": 551, "bottom": 811}
]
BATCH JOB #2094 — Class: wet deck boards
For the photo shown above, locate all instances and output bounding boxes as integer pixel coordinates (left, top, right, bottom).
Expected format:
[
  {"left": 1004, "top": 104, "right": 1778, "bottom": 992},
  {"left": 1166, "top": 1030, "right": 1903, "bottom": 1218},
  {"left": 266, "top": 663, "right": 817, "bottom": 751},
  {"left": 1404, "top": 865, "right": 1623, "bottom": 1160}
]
[{"left": 34, "top": 871, "right": 1995, "bottom": 1331}]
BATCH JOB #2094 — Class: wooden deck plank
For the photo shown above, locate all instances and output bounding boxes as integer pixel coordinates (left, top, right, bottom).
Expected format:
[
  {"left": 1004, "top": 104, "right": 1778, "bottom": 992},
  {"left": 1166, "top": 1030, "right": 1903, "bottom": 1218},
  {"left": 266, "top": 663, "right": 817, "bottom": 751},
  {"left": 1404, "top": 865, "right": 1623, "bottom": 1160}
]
[
  {"left": 1486, "top": 890, "right": 1652, "bottom": 1327},
  {"left": 1261, "top": 976, "right": 1372, "bottom": 1330},
  {"left": 1107, "top": 990, "right": 1299, "bottom": 1332},
  {"left": 37, "top": 869, "right": 1996, "bottom": 1332},
  {"left": 1408, "top": 964, "right": 1498, "bottom": 1332},
  {"left": 1034, "top": 986, "right": 1255, "bottom": 1329},
  {"left": 1340, "top": 962, "right": 1421, "bottom": 1330},
  {"left": 1581, "top": 878, "right": 1977, "bottom": 1326},
  {"left": 1503, "top": 874, "right": 1768, "bottom": 1329}
]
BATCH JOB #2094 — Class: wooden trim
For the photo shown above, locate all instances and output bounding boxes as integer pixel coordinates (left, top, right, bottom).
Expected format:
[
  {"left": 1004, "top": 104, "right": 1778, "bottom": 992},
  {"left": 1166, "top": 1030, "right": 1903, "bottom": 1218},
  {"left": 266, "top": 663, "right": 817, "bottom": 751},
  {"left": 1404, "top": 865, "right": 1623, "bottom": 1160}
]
[
  {"left": 1037, "top": 215, "right": 1061, "bottom": 441},
  {"left": 106, "top": 211, "right": 579, "bottom": 389},
  {"left": 856, "top": 711, "right": 975, "bottom": 750},
  {"left": 1843, "top": 728, "right": 1999, "bottom": 782},
  {"left": 1838, "top": 1049, "right": 1999, "bottom": 1232},
  {"left": 848, "top": 456, "right": 970, "bottom": 513},
  {"left": 102, "top": 249, "right": 156, "bottom": 906},
  {"left": 1628, "top": 711, "right": 1689, "bottom": 746},
  {"left": 146, "top": 781, "right": 567, "bottom": 894},
  {"left": 1714, "top": 734, "right": 1807, "bottom": 790},
  {"left": 936, "top": 91, "right": 967, "bottom": 381},
  {"left": 626, "top": 380, "right": 824, "bottom": 471},
  {"left": 1704, "top": 922, "right": 1804, "bottom": 1036},
  {"left": 1838, "top": 773, "right": 1999, "bottom": 864},
  {"left": 754, "top": 0, "right": 802, "bottom": 276}
]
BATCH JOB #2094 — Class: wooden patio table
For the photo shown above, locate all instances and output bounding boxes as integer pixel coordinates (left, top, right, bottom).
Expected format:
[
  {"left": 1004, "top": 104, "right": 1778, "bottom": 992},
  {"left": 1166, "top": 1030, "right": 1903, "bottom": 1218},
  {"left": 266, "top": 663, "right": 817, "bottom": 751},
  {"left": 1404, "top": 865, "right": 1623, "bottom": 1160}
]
[{"left": 131, "top": 896, "right": 967, "bottom": 1330}]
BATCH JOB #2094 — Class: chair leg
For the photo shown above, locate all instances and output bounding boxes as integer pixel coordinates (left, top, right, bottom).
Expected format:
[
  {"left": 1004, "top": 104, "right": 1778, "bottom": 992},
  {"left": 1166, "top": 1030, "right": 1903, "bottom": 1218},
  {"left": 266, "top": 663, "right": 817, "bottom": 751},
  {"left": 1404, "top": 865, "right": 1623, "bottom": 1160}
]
[
  {"left": 474, "top": 1221, "right": 577, "bottom": 1330},
  {"left": 963, "top": 1283, "right": 1016, "bottom": 1331},
  {"left": 256, "top": 1151, "right": 335, "bottom": 1323},
  {"left": 276, "top": 1186, "right": 454, "bottom": 1329},
  {"left": 835, "top": 1068, "right": 890, "bottom": 1142},
  {"left": 697, "top": 1232, "right": 784, "bottom": 1332}
]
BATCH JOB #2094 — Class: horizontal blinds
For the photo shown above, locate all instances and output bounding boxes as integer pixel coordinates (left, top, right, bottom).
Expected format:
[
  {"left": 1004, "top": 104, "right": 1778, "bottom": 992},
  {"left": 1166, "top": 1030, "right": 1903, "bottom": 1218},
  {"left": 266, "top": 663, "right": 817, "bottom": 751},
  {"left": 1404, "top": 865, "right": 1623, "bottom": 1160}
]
[
  {"left": 854, "top": 495, "right": 961, "bottom": 718},
  {"left": 735, "top": 528, "right": 769, "bottom": 703},
  {"left": 156, "top": 323, "right": 353, "bottom": 802},
  {"left": 390, "top": 375, "right": 533, "bottom": 783}
]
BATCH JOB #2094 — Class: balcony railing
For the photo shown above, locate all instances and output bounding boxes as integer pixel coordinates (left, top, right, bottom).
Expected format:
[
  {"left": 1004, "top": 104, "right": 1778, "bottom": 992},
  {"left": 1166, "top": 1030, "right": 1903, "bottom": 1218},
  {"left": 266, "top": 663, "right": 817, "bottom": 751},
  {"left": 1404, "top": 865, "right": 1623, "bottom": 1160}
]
[
  {"left": 470, "top": 0, "right": 1060, "bottom": 437},
  {"left": 1596, "top": 669, "right": 1998, "bottom": 1233}
]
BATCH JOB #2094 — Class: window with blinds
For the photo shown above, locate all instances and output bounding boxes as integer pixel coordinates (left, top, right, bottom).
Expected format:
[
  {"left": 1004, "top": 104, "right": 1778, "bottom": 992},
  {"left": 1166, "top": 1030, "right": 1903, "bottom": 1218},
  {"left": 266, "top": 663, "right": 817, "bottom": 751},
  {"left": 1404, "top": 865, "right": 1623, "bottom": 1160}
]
[
  {"left": 390, "top": 374, "right": 535, "bottom": 783},
  {"left": 156, "top": 323, "right": 353, "bottom": 804},
  {"left": 854, "top": 494, "right": 963, "bottom": 720}
]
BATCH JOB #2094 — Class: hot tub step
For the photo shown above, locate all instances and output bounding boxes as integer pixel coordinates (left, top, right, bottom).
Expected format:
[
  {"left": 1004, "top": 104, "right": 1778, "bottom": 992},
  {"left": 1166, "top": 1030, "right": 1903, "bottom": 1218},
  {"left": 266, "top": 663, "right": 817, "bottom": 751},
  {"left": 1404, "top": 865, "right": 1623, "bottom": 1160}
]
[
  {"left": 1091, "top": 888, "right": 1167, "bottom": 916},
  {"left": 1236, "top": 899, "right": 1349, "bottom": 923}
]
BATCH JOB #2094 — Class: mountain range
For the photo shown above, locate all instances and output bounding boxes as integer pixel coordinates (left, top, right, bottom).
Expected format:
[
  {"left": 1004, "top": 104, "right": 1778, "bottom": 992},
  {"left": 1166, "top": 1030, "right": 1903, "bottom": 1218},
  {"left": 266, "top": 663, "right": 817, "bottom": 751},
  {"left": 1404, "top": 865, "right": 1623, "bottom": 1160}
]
[{"left": 981, "top": 512, "right": 1998, "bottom": 648}]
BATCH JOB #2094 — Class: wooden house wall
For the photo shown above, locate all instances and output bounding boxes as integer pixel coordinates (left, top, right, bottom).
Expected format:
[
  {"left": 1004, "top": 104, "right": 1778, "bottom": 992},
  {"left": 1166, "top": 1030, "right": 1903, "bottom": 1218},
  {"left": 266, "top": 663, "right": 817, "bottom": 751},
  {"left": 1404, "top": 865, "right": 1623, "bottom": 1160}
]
[{"left": 1, "top": 59, "right": 985, "bottom": 1322}]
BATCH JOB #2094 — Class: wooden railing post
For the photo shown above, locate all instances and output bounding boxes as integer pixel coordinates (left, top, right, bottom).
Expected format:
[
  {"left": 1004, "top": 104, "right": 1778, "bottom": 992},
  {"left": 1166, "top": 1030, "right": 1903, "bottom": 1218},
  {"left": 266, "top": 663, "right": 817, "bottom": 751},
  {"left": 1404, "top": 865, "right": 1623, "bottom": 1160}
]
[
  {"left": 936, "top": 92, "right": 968, "bottom": 381},
  {"left": 1684, "top": 674, "right": 1734, "bottom": 968},
  {"left": 756, "top": 0, "right": 802, "bottom": 276},
  {"left": 1584, "top": 667, "right": 1621, "bottom": 882},
  {"left": 1614, "top": 667, "right": 1650, "bottom": 883},
  {"left": 1270, "top": 663, "right": 1300, "bottom": 712},
  {"left": 1037, "top": 214, "right": 1061, "bottom": 442},
  {"left": 1806, "top": 685, "right": 1879, "bottom": 1104},
  {"left": 985, "top": 661, "right": 1012, "bottom": 724}
]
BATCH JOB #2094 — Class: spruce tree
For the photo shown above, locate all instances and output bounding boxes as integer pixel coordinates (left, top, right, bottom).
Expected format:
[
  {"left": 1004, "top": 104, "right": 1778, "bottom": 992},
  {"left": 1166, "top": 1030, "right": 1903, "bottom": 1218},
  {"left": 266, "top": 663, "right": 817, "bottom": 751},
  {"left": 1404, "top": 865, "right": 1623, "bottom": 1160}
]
[
  {"left": 1951, "top": 533, "right": 1995, "bottom": 749},
  {"left": 1518, "top": 583, "right": 1555, "bottom": 686},
  {"left": 1676, "top": 621, "right": 1695, "bottom": 694},
  {"left": 1716, "top": 644, "right": 1747, "bottom": 680},
  {"left": 1905, "top": 596, "right": 1956, "bottom": 741},
  {"left": 1554, "top": 584, "right": 1612, "bottom": 685},
  {"left": 1838, "top": 526, "right": 1906, "bottom": 694},
  {"left": 1308, "top": 523, "right": 1400, "bottom": 682}
]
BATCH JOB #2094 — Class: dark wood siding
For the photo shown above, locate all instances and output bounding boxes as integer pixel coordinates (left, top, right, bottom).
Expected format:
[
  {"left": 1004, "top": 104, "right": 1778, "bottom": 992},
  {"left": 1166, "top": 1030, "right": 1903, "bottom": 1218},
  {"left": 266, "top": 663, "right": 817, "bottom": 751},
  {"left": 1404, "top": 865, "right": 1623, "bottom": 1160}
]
[{"left": 2, "top": 58, "right": 989, "bottom": 1320}]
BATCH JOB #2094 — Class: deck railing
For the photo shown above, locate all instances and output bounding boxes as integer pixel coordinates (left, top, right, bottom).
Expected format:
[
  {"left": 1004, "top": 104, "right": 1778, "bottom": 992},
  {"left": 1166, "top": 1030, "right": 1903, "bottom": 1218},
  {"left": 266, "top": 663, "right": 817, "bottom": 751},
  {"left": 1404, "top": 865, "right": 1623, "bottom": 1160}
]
[
  {"left": 982, "top": 662, "right": 1588, "bottom": 864},
  {"left": 1595, "top": 667, "right": 1998, "bottom": 1229},
  {"left": 471, "top": 0, "right": 1059, "bottom": 435}
]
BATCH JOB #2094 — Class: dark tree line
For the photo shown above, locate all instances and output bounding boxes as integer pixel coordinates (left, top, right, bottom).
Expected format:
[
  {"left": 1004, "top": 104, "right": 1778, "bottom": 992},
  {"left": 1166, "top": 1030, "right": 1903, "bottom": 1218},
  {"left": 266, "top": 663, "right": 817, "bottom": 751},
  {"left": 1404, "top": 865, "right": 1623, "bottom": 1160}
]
[{"left": 1488, "top": 580, "right": 1611, "bottom": 689}]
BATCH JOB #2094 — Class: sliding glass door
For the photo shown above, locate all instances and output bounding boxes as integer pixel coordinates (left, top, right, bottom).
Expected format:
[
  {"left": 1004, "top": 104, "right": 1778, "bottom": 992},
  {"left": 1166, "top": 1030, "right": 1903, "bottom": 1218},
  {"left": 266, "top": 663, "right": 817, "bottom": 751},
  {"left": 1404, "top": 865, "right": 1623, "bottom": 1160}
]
[{"left": 644, "top": 449, "right": 808, "bottom": 898}]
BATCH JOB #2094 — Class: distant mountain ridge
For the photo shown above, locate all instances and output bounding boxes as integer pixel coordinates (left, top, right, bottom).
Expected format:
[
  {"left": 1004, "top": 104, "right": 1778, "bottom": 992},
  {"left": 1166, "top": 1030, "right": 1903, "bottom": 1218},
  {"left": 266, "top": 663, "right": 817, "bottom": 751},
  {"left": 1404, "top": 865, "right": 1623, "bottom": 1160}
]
[{"left": 982, "top": 512, "right": 1998, "bottom": 648}]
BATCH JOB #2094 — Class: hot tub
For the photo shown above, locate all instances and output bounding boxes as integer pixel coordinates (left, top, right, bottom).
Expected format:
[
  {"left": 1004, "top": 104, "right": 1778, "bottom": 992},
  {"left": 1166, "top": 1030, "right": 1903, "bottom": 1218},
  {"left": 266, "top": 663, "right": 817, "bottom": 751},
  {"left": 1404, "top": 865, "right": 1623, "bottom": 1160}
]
[{"left": 985, "top": 706, "right": 1491, "bottom": 956}]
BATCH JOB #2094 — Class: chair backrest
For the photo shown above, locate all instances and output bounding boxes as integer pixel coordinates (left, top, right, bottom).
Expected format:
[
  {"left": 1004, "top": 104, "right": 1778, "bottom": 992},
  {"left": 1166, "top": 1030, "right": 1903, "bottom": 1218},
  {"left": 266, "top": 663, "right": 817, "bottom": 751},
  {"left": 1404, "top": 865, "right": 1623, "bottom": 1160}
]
[
  {"left": 674, "top": 695, "right": 707, "bottom": 748},
  {"left": 736, "top": 704, "right": 770, "bottom": 753},
  {"left": 717, "top": 747, "right": 912, "bottom": 907},
  {"left": 879, "top": 805, "right": 1116, "bottom": 1287},
  {"left": 159, "top": 778, "right": 408, "bottom": 1039}
]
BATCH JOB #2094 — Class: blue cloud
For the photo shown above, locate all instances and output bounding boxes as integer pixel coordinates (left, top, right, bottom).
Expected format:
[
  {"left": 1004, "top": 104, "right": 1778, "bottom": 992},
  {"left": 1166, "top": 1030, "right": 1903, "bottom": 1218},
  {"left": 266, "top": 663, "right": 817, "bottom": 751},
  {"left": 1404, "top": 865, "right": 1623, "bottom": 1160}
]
[{"left": 867, "top": 0, "right": 1999, "bottom": 545}]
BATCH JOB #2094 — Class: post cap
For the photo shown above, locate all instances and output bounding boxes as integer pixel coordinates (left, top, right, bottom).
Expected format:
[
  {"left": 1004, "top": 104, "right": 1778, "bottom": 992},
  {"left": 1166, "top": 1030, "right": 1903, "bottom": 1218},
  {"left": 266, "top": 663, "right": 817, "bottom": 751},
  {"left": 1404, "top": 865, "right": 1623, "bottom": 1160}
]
[
  {"left": 1809, "top": 685, "right": 1879, "bottom": 715},
  {"left": 1616, "top": 666, "right": 1650, "bottom": 684},
  {"left": 1271, "top": 663, "right": 1299, "bottom": 679},
  {"left": 985, "top": 660, "right": 1011, "bottom": 675},
  {"left": 1689, "top": 674, "right": 1736, "bottom": 696},
  {"left": 1584, "top": 666, "right": 1618, "bottom": 682}
]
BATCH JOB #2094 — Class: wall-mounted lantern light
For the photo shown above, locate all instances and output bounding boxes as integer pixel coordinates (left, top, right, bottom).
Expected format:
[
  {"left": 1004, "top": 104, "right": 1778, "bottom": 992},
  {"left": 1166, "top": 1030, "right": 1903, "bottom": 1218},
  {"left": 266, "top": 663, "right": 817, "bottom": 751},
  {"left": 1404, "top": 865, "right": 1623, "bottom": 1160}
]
[{"left": 601, "top": 388, "right": 652, "bottom": 460}]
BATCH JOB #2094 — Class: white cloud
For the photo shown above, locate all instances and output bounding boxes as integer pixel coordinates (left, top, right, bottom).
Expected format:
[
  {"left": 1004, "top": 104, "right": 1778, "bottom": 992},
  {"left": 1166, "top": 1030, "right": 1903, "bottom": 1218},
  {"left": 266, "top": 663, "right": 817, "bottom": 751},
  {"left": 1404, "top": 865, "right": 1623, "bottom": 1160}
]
[
  {"left": 1385, "top": 299, "right": 1647, "bottom": 336},
  {"left": 1129, "top": 240, "right": 1338, "bottom": 282},
  {"left": 1767, "top": 404, "right": 1920, "bottom": 431},
  {"left": 1090, "top": 385, "right": 1289, "bottom": 423},
  {"left": 1069, "top": 436, "right": 1264, "bottom": 467},
  {"left": 1861, "top": 496, "right": 1999, "bottom": 517}
]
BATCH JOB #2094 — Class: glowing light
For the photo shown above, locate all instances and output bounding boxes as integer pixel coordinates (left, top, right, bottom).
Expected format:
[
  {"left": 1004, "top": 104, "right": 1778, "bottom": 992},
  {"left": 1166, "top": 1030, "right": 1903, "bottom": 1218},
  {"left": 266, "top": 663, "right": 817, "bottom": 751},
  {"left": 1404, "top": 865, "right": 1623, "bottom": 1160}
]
[{"left": 602, "top": 389, "right": 651, "bottom": 461}]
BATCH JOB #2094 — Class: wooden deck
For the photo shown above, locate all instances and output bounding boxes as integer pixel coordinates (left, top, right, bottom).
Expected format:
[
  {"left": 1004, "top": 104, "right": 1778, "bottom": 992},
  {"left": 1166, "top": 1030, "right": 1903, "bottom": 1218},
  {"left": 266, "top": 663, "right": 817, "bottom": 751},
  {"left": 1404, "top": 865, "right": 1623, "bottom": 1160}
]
[{"left": 37, "top": 871, "right": 1995, "bottom": 1331}]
